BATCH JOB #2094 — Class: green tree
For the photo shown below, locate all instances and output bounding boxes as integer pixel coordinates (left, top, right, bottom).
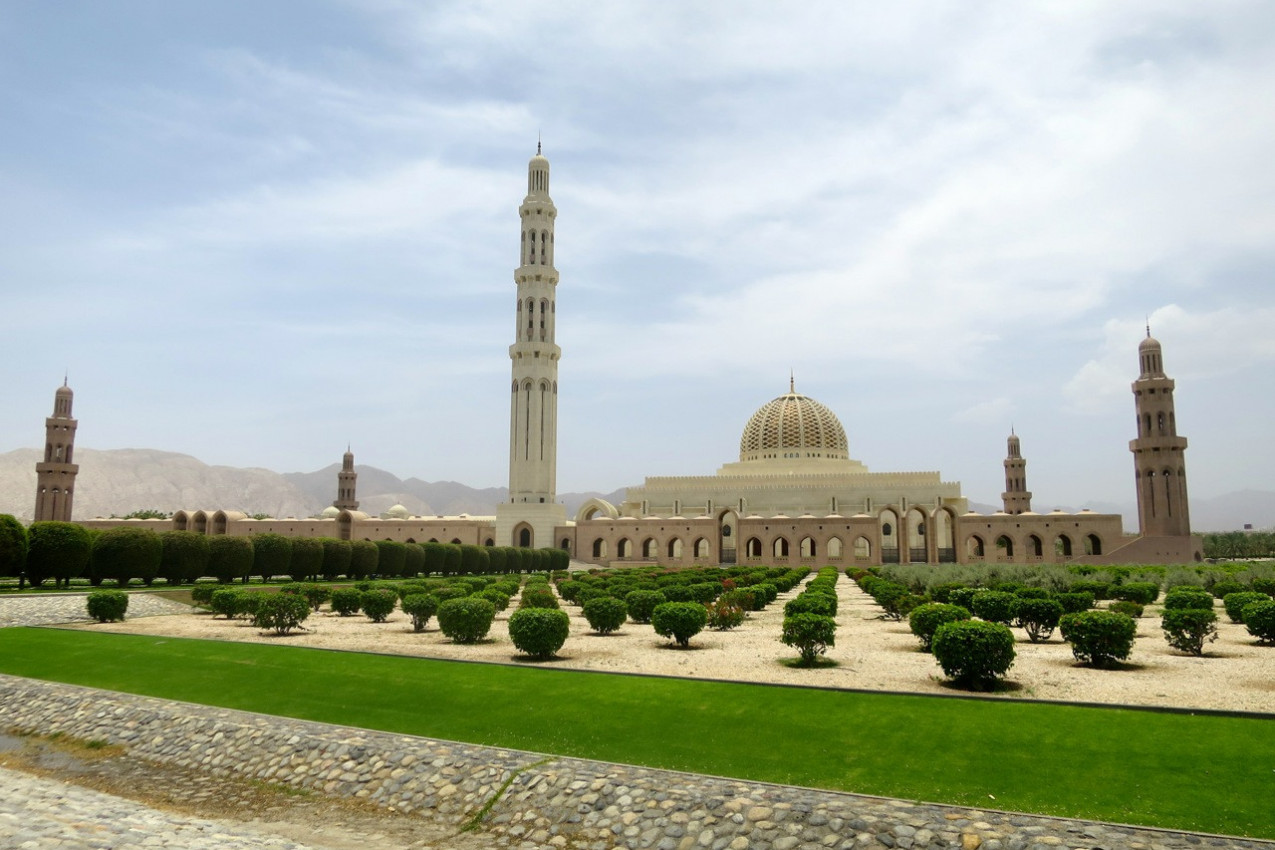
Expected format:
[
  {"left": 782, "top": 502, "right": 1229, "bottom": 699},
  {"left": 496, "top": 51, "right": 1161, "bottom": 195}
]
[
  {"left": 251, "top": 533, "right": 292, "bottom": 581},
  {"left": 207, "top": 536, "right": 254, "bottom": 584},
  {"left": 92, "top": 527, "right": 162, "bottom": 587},
  {"left": 289, "top": 537, "right": 324, "bottom": 582},
  {"left": 374, "top": 540, "right": 408, "bottom": 578},
  {"left": 159, "top": 530, "right": 209, "bottom": 584},
  {"left": 349, "top": 539, "right": 378, "bottom": 579},
  {"left": 26, "top": 522, "right": 92, "bottom": 588},
  {"left": 460, "top": 544, "right": 489, "bottom": 575},
  {"left": 403, "top": 542, "right": 425, "bottom": 577},
  {"left": 0, "top": 514, "right": 29, "bottom": 582},
  {"left": 319, "top": 537, "right": 352, "bottom": 579}
]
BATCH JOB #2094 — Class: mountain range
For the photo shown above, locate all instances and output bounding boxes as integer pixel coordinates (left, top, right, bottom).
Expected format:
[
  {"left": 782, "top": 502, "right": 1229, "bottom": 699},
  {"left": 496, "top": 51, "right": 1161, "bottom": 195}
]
[{"left": 1, "top": 447, "right": 1270, "bottom": 532}]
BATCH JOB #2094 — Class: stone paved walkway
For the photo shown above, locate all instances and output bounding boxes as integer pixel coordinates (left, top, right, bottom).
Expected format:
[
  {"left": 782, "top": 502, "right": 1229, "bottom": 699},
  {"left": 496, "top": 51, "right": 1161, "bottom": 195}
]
[
  {"left": 0, "top": 592, "right": 188, "bottom": 627},
  {"left": 0, "top": 767, "right": 314, "bottom": 850}
]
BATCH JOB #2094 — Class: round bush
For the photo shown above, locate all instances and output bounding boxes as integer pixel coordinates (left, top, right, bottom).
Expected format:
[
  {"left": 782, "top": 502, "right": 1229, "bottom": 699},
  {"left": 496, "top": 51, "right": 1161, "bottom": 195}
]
[
  {"left": 26, "top": 521, "right": 92, "bottom": 588},
  {"left": 252, "top": 593, "right": 310, "bottom": 635},
  {"left": 437, "top": 596, "right": 497, "bottom": 644},
  {"left": 1209, "top": 579, "right": 1245, "bottom": 600},
  {"left": 1242, "top": 599, "right": 1275, "bottom": 644},
  {"left": 651, "top": 601, "right": 708, "bottom": 648},
  {"left": 1055, "top": 591, "right": 1095, "bottom": 614},
  {"left": 1163, "top": 587, "right": 1214, "bottom": 611},
  {"left": 210, "top": 587, "right": 249, "bottom": 619},
  {"left": 507, "top": 607, "right": 571, "bottom": 659},
  {"left": 1108, "top": 601, "right": 1144, "bottom": 619},
  {"left": 85, "top": 590, "right": 128, "bottom": 623},
  {"left": 970, "top": 590, "right": 1016, "bottom": 625},
  {"left": 189, "top": 583, "right": 217, "bottom": 606},
  {"left": 781, "top": 613, "right": 837, "bottom": 666},
  {"left": 301, "top": 584, "right": 331, "bottom": 611},
  {"left": 1252, "top": 577, "right": 1275, "bottom": 597},
  {"left": 207, "top": 536, "right": 254, "bottom": 584},
  {"left": 1222, "top": 591, "right": 1268, "bottom": 623},
  {"left": 705, "top": 598, "right": 746, "bottom": 631},
  {"left": 1014, "top": 598, "right": 1065, "bottom": 643},
  {"left": 1111, "top": 582, "right": 1159, "bottom": 605},
  {"left": 401, "top": 593, "right": 439, "bottom": 632},
  {"left": 947, "top": 586, "right": 979, "bottom": 611},
  {"left": 92, "top": 527, "right": 162, "bottom": 587},
  {"left": 749, "top": 582, "right": 778, "bottom": 608},
  {"left": 1161, "top": 608, "right": 1218, "bottom": 656},
  {"left": 624, "top": 589, "right": 666, "bottom": 624},
  {"left": 329, "top": 588, "right": 362, "bottom": 617},
  {"left": 931, "top": 620, "right": 1016, "bottom": 688},
  {"left": 519, "top": 586, "right": 560, "bottom": 609},
  {"left": 1059, "top": 611, "right": 1137, "bottom": 667},
  {"left": 361, "top": 588, "right": 398, "bottom": 623},
  {"left": 909, "top": 603, "right": 971, "bottom": 652},
  {"left": 784, "top": 593, "right": 835, "bottom": 618},
  {"left": 1069, "top": 579, "right": 1112, "bottom": 601},
  {"left": 582, "top": 596, "right": 628, "bottom": 635}
]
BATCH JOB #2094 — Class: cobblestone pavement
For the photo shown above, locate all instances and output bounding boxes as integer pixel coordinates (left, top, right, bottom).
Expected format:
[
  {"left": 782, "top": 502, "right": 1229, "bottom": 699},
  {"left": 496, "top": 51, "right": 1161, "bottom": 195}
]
[
  {"left": 0, "top": 766, "right": 317, "bottom": 850},
  {"left": 0, "top": 592, "right": 188, "bottom": 627}
]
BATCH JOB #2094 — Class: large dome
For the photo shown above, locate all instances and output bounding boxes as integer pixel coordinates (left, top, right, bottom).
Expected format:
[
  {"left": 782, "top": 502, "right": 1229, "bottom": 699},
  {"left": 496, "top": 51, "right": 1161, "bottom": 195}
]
[{"left": 739, "top": 386, "right": 849, "bottom": 462}]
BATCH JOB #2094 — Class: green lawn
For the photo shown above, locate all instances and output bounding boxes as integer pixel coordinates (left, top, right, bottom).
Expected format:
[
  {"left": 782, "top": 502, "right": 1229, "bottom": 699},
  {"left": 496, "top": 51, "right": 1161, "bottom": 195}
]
[{"left": 0, "top": 627, "right": 1271, "bottom": 838}]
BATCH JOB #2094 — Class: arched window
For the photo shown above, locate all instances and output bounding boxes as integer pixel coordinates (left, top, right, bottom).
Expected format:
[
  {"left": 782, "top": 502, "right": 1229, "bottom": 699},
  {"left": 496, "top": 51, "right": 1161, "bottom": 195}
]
[
  {"left": 485, "top": 538, "right": 494, "bottom": 547},
  {"left": 1027, "top": 534, "right": 1043, "bottom": 557},
  {"left": 853, "top": 536, "right": 871, "bottom": 559},
  {"left": 592, "top": 538, "right": 608, "bottom": 558},
  {"left": 1085, "top": 534, "right": 1102, "bottom": 556},
  {"left": 642, "top": 538, "right": 657, "bottom": 559},
  {"left": 667, "top": 538, "right": 683, "bottom": 558},
  {"left": 827, "top": 537, "right": 842, "bottom": 558},
  {"left": 560, "top": 537, "right": 571, "bottom": 552},
  {"left": 745, "top": 537, "right": 762, "bottom": 558},
  {"left": 518, "top": 528, "right": 531, "bottom": 548},
  {"left": 773, "top": 537, "right": 790, "bottom": 558},
  {"left": 1157, "top": 412, "right": 1165, "bottom": 435},
  {"left": 966, "top": 535, "right": 985, "bottom": 559},
  {"left": 693, "top": 538, "right": 709, "bottom": 558},
  {"left": 617, "top": 538, "right": 631, "bottom": 558},
  {"left": 800, "top": 537, "right": 816, "bottom": 558},
  {"left": 1055, "top": 535, "right": 1073, "bottom": 558},
  {"left": 995, "top": 535, "right": 1014, "bottom": 557}
]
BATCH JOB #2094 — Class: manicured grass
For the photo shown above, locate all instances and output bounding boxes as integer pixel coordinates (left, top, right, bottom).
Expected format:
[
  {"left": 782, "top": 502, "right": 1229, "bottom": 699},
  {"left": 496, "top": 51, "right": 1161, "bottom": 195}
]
[{"left": 0, "top": 628, "right": 1271, "bottom": 838}]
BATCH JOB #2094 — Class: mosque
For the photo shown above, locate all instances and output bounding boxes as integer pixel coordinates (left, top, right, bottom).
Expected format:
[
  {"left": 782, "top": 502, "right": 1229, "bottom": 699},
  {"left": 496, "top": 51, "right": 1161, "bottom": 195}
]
[{"left": 38, "top": 147, "right": 1203, "bottom": 567}]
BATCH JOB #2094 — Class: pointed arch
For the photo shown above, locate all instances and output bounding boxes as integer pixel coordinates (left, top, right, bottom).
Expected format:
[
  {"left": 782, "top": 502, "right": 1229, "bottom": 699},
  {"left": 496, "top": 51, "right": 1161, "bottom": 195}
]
[
  {"left": 575, "top": 498, "right": 619, "bottom": 523},
  {"left": 966, "top": 535, "right": 986, "bottom": 560}
]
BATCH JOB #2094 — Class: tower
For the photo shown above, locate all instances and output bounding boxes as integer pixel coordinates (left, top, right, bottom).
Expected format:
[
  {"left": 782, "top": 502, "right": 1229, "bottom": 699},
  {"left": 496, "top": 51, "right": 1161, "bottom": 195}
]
[
  {"left": 334, "top": 446, "right": 359, "bottom": 511},
  {"left": 495, "top": 144, "right": 567, "bottom": 549},
  {"left": 1129, "top": 329, "right": 1191, "bottom": 537},
  {"left": 34, "top": 379, "right": 79, "bottom": 522},
  {"left": 1001, "top": 430, "right": 1032, "bottom": 515}
]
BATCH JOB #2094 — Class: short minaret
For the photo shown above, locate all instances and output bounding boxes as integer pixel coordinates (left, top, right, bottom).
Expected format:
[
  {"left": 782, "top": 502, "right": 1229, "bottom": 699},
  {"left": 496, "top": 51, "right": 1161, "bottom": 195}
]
[
  {"left": 333, "top": 446, "right": 359, "bottom": 511},
  {"left": 1129, "top": 329, "right": 1191, "bottom": 536},
  {"left": 495, "top": 144, "right": 567, "bottom": 549},
  {"left": 1001, "top": 430, "right": 1032, "bottom": 515},
  {"left": 34, "top": 379, "right": 79, "bottom": 522}
]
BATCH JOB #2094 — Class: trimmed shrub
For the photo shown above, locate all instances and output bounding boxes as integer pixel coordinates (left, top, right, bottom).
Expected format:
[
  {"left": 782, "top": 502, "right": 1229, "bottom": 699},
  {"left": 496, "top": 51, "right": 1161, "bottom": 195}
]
[
  {"left": 947, "top": 586, "right": 979, "bottom": 611},
  {"left": 0, "top": 514, "right": 27, "bottom": 581},
  {"left": 330, "top": 588, "right": 362, "bottom": 616},
  {"left": 1209, "top": 580, "right": 1246, "bottom": 600},
  {"left": 705, "top": 598, "right": 746, "bottom": 631},
  {"left": 931, "top": 620, "right": 1016, "bottom": 688},
  {"left": 289, "top": 537, "right": 324, "bottom": 582},
  {"left": 320, "top": 538, "right": 352, "bottom": 580},
  {"left": 374, "top": 541, "right": 408, "bottom": 578},
  {"left": 401, "top": 593, "right": 439, "bottom": 632},
  {"left": 252, "top": 593, "right": 310, "bottom": 635},
  {"left": 928, "top": 583, "right": 967, "bottom": 604},
  {"left": 781, "top": 613, "right": 837, "bottom": 666},
  {"left": 189, "top": 583, "right": 217, "bottom": 606},
  {"left": 1223, "top": 591, "right": 1269, "bottom": 624},
  {"left": 210, "top": 588, "right": 254, "bottom": 619},
  {"left": 1112, "top": 582, "right": 1159, "bottom": 605},
  {"left": 519, "top": 586, "right": 559, "bottom": 609},
  {"left": 1055, "top": 591, "right": 1095, "bottom": 614},
  {"left": 361, "top": 588, "right": 398, "bottom": 622},
  {"left": 26, "top": 521, "right": 92, "bottom": 588},
  {"left": 251, "top": 533, "right": 292, "bottom": 581},
  {"left": 1253, "top": 577, "right": 1275, "bottom": 597},
  {"left": 1069, "top": 579, "right": 1112, "bottom": 601},
  {"left": 1014, "top": 587, "right": 1051, "bottom": 601},
  {"left": 92, "top": 527, "right": 162, "bottom": 587},
  {"left": 688, "top": 582, "right": 720, "bottom": 604},
  {"left": 582, "top": 596, "right": 628, "bottom": 634},
  {"left": 478, "top": 588, "right": 511, "bottom": 612},
  {"left": 1163, "top": 588, "right": 1214, "bottom": 611},
  {"left": 301, "top": 583, "right": 331, "bottom": 611},
  {"left": 661, "top": 585, "right": 694, "bottom": 603},
  {"left": 1059, "top": 611, "right": 1137, "bottom": 667},
  {"left": 749, "top": 583, "right": 778, "bottom": 608},
  {"left": 159, "top": 530, "right": 209, "bottom": 585},
  {"left": 1015, "top": 598, "right": 1065, "bottom": 642},
  {"left": 1108, "top": 601, "right": 1144, "bottom": 619},
  {"left": 651, "top": 601, "right": 708, "bottom": 648},
  {"left": 784, "top": 593, "right": 836, "bottom": 618},
  {"left": 348, "top": 539, "right": 378, "bottom": 579},
  {"left": 459, "top": 544, "right": 490, "bottom": 576},
  {"left": 1161, "top": 608, "right": 1218, "bottom": 656},
  {"left": 1242, "top": 599, "right": 1275, "bottom": 644},
  {"left": 507, "top": 607, "right": 571, "bottom": 659},
  {"left": 970, "top": 590, "right": 1016, "bottom": 625},
  {"left": 909, "top": 603, "right": 971, "bottom": 652},
  {"left": 625, "top": 590, "right": 666, "bottom": 624},
  {"left": 85, "top": 590, "right": 128, "bottom": 623},
  {"left": 437, "top": 597, "right": 497, "bottom": 643},
  {"left": 207, "top": 536, "right": 254, "bottom": 584}
]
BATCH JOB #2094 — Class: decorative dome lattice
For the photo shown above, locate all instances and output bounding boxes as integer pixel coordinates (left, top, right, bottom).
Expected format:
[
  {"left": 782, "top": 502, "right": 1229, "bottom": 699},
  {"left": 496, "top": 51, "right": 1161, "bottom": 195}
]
[{"left": 738, "top": 385, "right": 849, "bottom": 462}]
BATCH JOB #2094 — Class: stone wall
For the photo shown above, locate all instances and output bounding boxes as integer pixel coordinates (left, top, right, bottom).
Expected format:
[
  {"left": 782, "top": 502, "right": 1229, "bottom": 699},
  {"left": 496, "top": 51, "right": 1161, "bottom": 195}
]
[{"left": 0, "top": 675, "right": 1267, "bottom": 850}]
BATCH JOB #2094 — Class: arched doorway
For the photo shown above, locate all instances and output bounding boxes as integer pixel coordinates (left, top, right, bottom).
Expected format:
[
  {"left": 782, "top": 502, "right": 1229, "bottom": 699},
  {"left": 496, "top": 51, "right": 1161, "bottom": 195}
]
[
  {"left": 717, "top": 509, "right": 738, "bottom": 565},
  {"left": 514, "top": 524, "right": 533, "bottom": 548},
  {"left": 879, "top": 508, "right": 900, "bottom": 563},
  {"left": 907, "top": 508, "right": 929, "bottom": 563},
  {"left": 933, "top": 508, "right": 956, "bottom": 563}
]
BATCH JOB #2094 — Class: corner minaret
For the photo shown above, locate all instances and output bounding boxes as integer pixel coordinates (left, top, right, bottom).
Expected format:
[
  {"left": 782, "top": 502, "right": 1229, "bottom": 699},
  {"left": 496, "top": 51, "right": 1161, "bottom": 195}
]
[
  {"left": 1129, "top": 329, "right": 1191, "bottom": 537},
  {"left": 334, "top": 446, "right": 359, "bottom": 511},
  {"left": 34, "top": 379, "right": 79, "bottom": 522},
  {"left": 1001, "top": 430, "right": 1032, "bottom": 515},
  {"left": 495, "top": 144, "right": 567, "bottom": 548}
]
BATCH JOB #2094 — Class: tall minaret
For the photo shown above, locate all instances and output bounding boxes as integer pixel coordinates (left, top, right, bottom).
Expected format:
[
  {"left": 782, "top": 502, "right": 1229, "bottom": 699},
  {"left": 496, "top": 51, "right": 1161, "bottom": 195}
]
[
  {"left": 1129, "top": 329, "right": 1191, "bottom": 537},
  {"left": 34, "top": 379, "right": 79, "bottom": 522},
  {"left": 495, "top": 144, "right": 566, "bottom": 549},
  {"left": 1001, "top": 430, "right": 1032, "bottom": 515},
  {"left": 334, "top": 446, "right": 359, "bottom": 511}
]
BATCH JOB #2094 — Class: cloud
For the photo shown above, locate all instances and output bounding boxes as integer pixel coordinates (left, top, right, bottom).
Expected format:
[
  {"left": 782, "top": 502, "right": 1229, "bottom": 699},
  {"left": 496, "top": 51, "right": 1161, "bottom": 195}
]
[{"left": 952, "top": 397, "right": 1015, "bottom": 425}]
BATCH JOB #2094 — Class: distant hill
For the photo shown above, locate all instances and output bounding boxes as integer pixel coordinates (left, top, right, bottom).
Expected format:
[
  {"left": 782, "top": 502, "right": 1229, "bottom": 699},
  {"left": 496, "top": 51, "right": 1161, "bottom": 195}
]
[{"left": 0, "top": 447, "right": 626, "bottom": 522}]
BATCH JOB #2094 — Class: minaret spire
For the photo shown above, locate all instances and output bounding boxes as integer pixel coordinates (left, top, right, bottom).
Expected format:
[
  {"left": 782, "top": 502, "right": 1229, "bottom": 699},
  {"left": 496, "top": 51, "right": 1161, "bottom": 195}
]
[
  {"left": 1001, "top": 430, "right": 1032, "bottom": 515},
  {"left": 34, "top": 380, "right": 79, "bottom": 522},
  {"left": 1130, "top": 331, "right": 1191, "bottom": 537}
]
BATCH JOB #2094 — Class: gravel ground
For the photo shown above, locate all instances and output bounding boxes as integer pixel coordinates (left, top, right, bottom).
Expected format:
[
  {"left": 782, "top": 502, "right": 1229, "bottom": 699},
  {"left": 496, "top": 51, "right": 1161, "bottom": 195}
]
[{"left": 66, "top": 578, "right": 1275, "bottom": 714}]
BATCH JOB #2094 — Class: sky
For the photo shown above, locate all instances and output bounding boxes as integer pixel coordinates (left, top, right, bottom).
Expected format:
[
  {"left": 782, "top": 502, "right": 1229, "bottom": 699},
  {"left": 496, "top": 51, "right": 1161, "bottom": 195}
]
[{"left": 2, "top": 1, "right": 1273, "bottom": 509}]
